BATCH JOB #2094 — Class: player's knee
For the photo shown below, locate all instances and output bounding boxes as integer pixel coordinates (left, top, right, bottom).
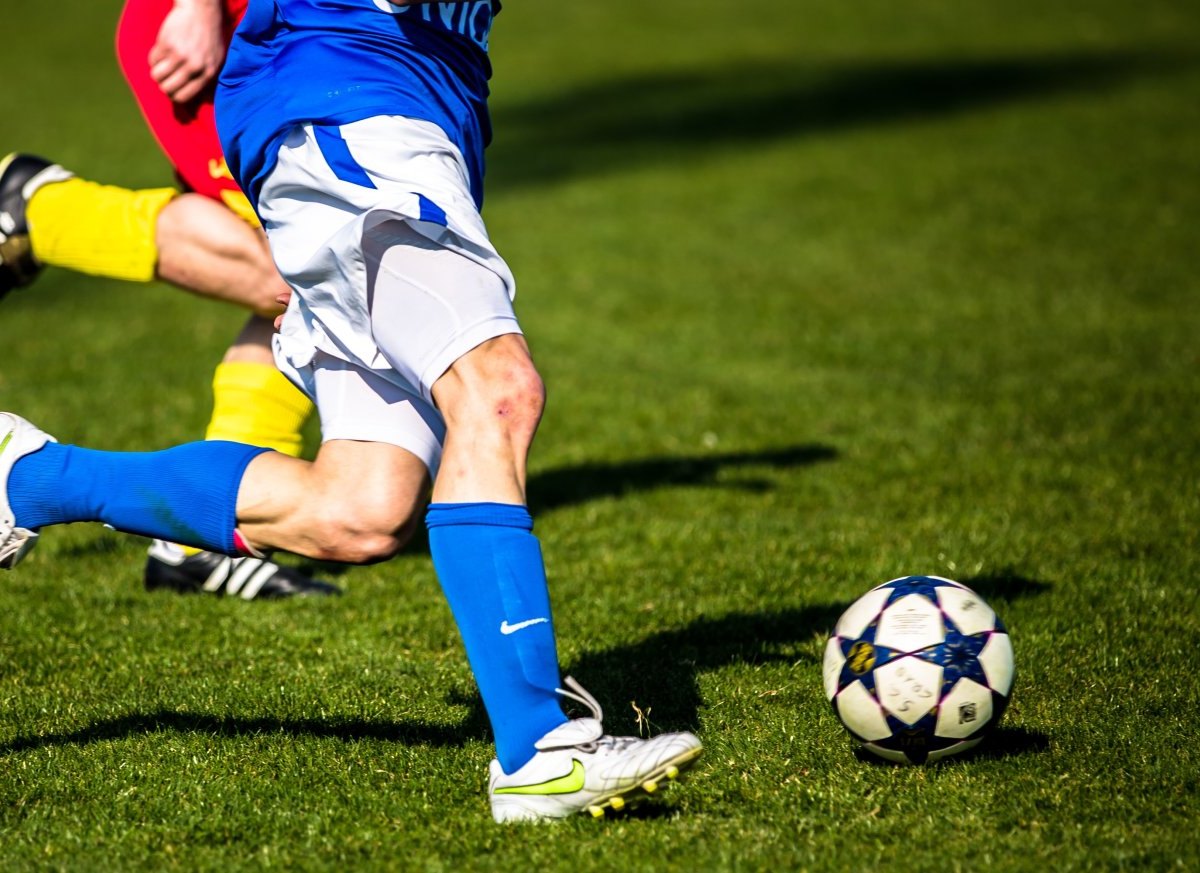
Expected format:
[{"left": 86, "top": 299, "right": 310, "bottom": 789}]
[
  {"left": 311, "top": 519, "right": 407, "bottom": 565},
  {"left": 489, "top": 359, "right": 545, "bottom": 444},
  {"left": 443, "top": 340, "right": 546, "bottom": 447},
  {"left": 310, "top": 491, "right": 421, "bottom": 564}
]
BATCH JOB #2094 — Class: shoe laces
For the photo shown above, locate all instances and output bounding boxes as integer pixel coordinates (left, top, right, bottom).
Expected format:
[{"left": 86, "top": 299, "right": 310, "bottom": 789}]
[
  {"left": 552, "top": 677, "right": 642, "bottom": 753},
  {"left": 590, "top": 735, "right": 641, "bottom": 753},
  {"left": 555, "top": 675, "right": 603, "bottom": 722}
]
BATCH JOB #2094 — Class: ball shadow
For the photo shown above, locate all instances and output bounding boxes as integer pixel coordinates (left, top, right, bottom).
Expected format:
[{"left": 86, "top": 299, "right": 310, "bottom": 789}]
[{"left": 851, "top": 725, "right": 1050, "bottom": 767}]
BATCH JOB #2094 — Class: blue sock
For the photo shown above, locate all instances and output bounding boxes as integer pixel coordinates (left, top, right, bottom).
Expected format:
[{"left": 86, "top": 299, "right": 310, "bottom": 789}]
[
  {"left": 8, "top": 441, "right": 269, "bottom": 554},
  {"left": 426, "top": 502, "right": 568, "bottom": 772}
]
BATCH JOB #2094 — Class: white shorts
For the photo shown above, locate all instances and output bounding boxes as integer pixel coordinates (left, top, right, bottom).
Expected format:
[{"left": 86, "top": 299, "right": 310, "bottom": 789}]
[{"left": 257, "top": 116, "right": 520, "bottom": 477}]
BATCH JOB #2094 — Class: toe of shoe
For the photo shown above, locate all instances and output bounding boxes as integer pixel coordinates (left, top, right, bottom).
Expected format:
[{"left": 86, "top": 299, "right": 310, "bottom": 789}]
[{"left": 260, "top": 568, "right": 342, "bottom": 597}]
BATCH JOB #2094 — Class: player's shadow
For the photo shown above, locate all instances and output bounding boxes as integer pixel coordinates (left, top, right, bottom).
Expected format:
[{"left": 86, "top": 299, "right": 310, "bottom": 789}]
[
  {"left": 489, "top": 49, "right": 1190, "bottom": 192},
  {"left": 568, "top": 606, "right": 845, "bottom": 727},
  {"left": 445, "top": 604, "right": 849, "bottom": 739},
  {"left": 959, "top": 570, "right": 1051, "bottom": 605},
  {"left": 527, "top": 443, "right": 837, "bottom": 515},
  {"left": 0, "top": 711, "right": 471, "bottom": 757}
]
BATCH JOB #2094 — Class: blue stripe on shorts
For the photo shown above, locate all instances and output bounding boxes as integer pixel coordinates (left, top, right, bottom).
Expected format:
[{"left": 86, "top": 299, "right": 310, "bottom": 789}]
[
  {"left": 416, "top": 194, "right": 447, "bottom": 226},
  {"left": 313, "top": 125, "right": 377, "bottom": 189}
]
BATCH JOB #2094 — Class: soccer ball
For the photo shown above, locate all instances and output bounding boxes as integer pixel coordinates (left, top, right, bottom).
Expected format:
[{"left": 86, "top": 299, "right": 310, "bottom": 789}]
[{"left": 822, "top": 575, "right": 1014, "bottom": 764}]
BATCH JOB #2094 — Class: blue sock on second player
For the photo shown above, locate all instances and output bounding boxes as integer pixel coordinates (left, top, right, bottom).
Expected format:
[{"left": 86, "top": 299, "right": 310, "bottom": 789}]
[
  {"left": 426, "top": 502, "right": 569, "bottom": 773},
  {"left": 8, "top": 440, "right": 269, "bottom": 554}
]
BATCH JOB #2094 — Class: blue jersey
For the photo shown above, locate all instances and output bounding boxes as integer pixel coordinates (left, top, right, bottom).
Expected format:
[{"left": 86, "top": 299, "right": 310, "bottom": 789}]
[{"left": 216, "top": 0, "right": 499, "bottom": 208}]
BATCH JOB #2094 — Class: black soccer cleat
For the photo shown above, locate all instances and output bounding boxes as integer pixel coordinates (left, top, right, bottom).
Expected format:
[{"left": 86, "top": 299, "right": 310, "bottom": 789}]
[
  {"left": 144, "top": 540, "right": 342, "bottom": 600},
  {"left": 0, "top": 152, "right": 72, "bottom": 297}
]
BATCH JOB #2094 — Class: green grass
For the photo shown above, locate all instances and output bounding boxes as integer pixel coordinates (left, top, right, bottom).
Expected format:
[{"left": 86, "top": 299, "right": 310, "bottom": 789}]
[{"left": 2, "top": 0, "right": 1198, "bottom": 869}]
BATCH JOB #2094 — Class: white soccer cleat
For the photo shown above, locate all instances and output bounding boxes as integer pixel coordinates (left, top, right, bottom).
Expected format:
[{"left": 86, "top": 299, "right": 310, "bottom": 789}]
[
  {"left": 488, "top": 676, "right": 702, "bottom": 823},
  {"left": 0, "top": 412, "right": 55, "bottom": 569}
]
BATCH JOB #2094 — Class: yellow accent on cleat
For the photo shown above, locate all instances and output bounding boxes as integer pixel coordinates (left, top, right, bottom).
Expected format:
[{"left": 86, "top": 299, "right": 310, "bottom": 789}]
[
  {"left": 609, "top": 796, "right": 625, "bottom": 811},
  {"left": 643, "top": 779, "right": 658, "bottom": 794},
  {"left": 666, "top": 765, "right": 679, "bottom": 779},
  {"left": 588, "top": 806, "right": 604, "bottom": 818}
]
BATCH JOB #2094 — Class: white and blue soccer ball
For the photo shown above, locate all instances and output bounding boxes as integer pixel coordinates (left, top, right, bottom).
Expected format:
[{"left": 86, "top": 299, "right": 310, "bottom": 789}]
[{"left": 823, "top": 575, "right": 1015, "bottom": 764}]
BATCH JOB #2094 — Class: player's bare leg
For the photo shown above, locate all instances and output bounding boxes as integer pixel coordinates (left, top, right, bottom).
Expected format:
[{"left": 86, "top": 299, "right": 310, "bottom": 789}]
[
  {"left": 234, "top": 440, "right": 430, "bottom": 563},
  {"left": 425, "top": 336, "right": 701, "bottom": 819},
  {"left": 219, "top": 313, "right": 279, "bottom": 367},
  {"left": 154, "top": 193, "right": 287, "bottom": 316}
]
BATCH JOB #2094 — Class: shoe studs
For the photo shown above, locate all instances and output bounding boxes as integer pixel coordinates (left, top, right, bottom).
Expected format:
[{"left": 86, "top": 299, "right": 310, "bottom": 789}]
[{"left": 579, "top": 763, "right": 687, "bottom": 819}]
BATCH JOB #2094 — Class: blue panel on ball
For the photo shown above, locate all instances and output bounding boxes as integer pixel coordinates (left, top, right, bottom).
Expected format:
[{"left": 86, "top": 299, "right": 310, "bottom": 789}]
[
  {"left": 880, "top": 575, "right": 957, "bottom": 607},
  {"left": 873, "top": 709, "right": 971, "bottom": 764},
  {"left": 876, "top": 710, "right": 938, "bottom": 764},
  {"left": 916, "top": 627, "right": 989, "bottom": 691}
]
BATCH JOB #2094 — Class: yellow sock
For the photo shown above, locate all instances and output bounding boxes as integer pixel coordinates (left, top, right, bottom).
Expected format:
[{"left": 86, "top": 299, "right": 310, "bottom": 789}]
[
  {"left": 173, "top": 362, "right": 313, "bottom": 557},
  {"left": 205, "top": 361, "right": 313, "bottom": 458},
  {"left": 26, "top": 177, "right": 175, "bottom": 281}
]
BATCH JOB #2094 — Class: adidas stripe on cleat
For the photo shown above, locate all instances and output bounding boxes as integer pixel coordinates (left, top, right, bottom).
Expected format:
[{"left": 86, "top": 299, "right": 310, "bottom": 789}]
[
  {"left": 0, "top": 412, "right": 56, "bottom": 569},
  {"left": 488, "top": 676, "right": 702, "bottom": 823},
  {"left": 0, "top": 153, "right": 73, "bottom": 297},
  {"left": 144, "top": 540, "right": 342, "bottom": 600}
]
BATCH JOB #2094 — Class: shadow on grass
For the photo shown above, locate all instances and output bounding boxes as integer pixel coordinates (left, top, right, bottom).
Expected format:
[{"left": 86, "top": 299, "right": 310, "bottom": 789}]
[
  {"left": 550, "top": 574, "right": 1052, "bottom": 732},
  {"left": 561, "top": 605, "right": 851, "bottom": 732},
  {"left": 964, "top": 725, "right": 1050, "bottom": 760},
  {"left": 0, "top": 711, "right": 470, "bottom": 756},
  {"left": 528, "top": 444, "right": 837, "bottom": 515},
  {"left": 960, "top": 570, "right": 1051, "bottom": 604},
  {"left": 437, "top": 604, "right": 852, "bottom": 739},
  {"left": 0, "top": 607, "right": 845, "bottom": 757},
  {"left": 395, "top": 443, "right": 837, "bottom": 557},
  {"left": 489, "top": 50, "right": 1193, "bottom": 192}
]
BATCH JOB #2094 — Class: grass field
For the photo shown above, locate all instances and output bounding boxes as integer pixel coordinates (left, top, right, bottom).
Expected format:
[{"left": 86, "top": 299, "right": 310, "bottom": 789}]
[{"left": 2, "top": 0, "right": 1198, "bottom": 869}]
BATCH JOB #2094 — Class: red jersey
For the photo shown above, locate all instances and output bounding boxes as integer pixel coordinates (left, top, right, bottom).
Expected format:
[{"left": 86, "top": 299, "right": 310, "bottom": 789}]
[{"left": 115, "top": 0, "right": 254, "bottom": 221}]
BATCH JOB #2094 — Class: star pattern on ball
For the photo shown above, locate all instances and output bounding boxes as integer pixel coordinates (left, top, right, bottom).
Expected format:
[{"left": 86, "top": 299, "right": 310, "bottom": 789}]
[
  {"left": 881, "top": 575, "right": 953, "bottom": 608},
  {"left": 824, "top": 576, "right": 1014, "bottom": 764},
  {"left": 918, "top": 625, "right": 990, "bottom": 689}
]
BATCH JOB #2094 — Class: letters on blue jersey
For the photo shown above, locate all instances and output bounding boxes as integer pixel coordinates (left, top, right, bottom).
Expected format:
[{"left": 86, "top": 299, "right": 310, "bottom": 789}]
[
  {"left": 216, "top": 0, "right": 501, "bottom": 209},
  {"left": 369, "top": 1, "right": 496, "bottom": 52}
]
